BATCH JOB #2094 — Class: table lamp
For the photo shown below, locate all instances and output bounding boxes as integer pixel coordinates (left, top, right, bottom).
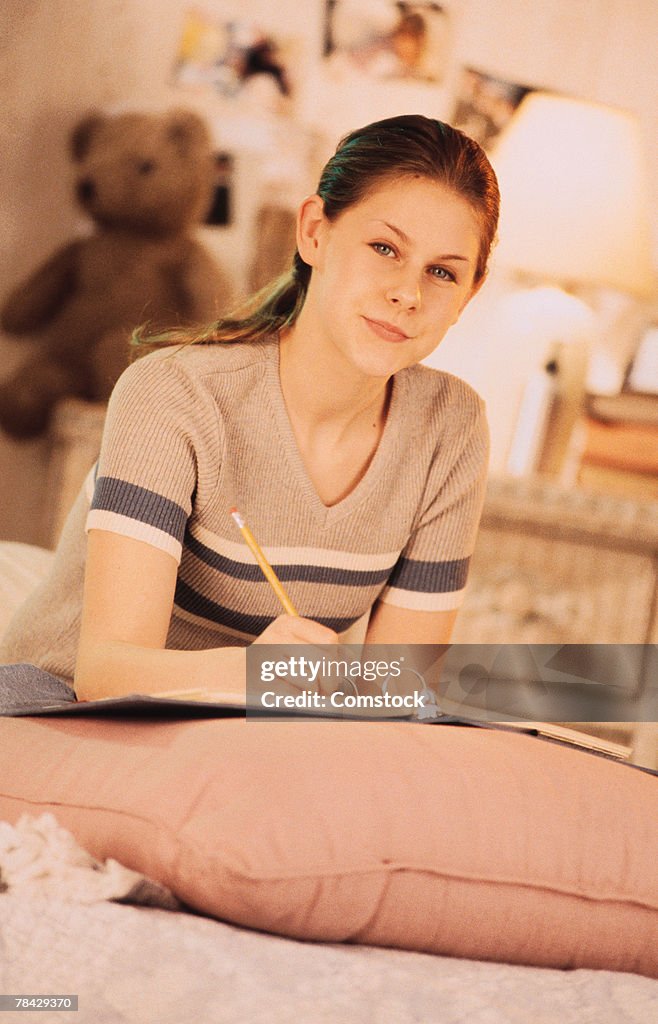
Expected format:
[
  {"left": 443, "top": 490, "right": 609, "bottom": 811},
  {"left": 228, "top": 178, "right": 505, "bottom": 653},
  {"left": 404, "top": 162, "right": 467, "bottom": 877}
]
[{"left": 490, "top": 91, "right": 656, "bottom": 474}]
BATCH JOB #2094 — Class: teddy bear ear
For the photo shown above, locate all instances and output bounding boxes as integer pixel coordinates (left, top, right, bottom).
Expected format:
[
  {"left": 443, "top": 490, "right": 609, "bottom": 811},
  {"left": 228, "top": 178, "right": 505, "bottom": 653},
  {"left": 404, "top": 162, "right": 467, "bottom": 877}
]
[
  {"left": 166, "top": 109, "right": 211, "bottom": 155},
  {"left": 70, "top": 113, "right": 106, "bottom": 162}
]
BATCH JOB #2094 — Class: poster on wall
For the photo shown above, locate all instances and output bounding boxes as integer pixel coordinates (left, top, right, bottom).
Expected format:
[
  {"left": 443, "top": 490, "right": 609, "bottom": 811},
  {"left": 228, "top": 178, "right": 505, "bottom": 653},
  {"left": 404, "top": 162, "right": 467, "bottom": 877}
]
[
  {"left": 172, "top": 8, "right": 293, "bottom": 114},
  {"left": 324, "top": 0, "right": 451, "bottom": 83},
  {"left": 170, "top": 9, "right": 316, "bottom": 288},
  {"left": 451, "top": 67, "right": 533, "bottom": 150}
]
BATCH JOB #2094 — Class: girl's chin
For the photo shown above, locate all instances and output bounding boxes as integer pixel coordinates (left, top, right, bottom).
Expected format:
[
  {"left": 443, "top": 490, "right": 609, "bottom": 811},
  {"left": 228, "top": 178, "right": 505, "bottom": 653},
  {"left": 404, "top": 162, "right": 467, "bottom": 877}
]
[{"left": 347, "top": 349, "right": 413, "bottom": 381}]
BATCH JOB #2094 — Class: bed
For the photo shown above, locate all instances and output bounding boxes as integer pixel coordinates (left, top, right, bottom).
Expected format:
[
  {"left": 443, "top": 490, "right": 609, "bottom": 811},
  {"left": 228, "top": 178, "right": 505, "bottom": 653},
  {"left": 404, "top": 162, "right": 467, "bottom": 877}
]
[
  {"left": 3, "top": 879, "right": 657, "bottom": 1024},
  {"left": 1, "top": 525, "right": 657, "bottom": 1024}
]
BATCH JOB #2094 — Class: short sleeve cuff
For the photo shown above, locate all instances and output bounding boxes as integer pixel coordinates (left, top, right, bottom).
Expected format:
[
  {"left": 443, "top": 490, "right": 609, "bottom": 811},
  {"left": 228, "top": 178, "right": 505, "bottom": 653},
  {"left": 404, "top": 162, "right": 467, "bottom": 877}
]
[
  {"left": 85, "top": 475, "right": 188, "bottom": 564},
  {"left": 378, "top": 585, "right": 466, "bottom": 611}
]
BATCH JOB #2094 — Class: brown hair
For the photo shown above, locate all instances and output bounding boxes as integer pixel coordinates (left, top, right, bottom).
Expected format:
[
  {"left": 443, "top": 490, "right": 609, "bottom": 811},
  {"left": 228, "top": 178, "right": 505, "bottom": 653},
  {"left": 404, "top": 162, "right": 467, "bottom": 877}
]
[{"left": 134, "top": 114, "right": 499, "bottom": 350}]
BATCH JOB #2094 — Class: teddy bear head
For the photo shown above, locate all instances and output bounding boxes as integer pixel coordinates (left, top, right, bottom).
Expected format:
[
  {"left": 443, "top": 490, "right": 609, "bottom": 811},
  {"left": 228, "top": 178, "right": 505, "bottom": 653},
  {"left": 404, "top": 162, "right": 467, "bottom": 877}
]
[{"left": 70, "top": 108, "right": 216, "bottom": 236}]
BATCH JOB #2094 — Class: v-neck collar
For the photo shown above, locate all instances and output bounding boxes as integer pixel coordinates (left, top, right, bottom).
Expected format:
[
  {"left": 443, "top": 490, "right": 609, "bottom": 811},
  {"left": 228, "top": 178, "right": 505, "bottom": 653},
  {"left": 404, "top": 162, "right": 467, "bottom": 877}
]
[{"left": 262, "top": 338, "right": 406, "bottom": 529}]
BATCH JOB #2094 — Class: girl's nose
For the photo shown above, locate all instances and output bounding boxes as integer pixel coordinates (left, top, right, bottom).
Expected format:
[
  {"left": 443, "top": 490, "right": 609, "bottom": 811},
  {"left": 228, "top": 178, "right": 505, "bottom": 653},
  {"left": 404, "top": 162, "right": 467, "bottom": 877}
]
[{"left": 386, "top": 274, "right": 422, "bottom": 311}]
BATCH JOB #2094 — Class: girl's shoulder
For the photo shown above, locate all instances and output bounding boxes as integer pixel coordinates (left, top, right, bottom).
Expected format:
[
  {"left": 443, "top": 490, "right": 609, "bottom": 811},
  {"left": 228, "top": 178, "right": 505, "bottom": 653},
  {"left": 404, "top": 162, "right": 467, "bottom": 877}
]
[
  {"left": 127, "top": 337, "right": 276, "bottom": 381},
  {"left": 112, "top": 339, "right": 277, "bottom": 407},
  {"left": 400, "top": 363, "right": 485, "bottom": 422},
  {"left": 106, "top": 340, "right": 278, "bottom": 435}
]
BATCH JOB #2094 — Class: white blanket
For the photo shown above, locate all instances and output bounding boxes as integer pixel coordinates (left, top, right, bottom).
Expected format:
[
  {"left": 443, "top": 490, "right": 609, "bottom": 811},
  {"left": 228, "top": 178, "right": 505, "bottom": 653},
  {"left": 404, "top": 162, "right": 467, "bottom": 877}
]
[
  {"left": 1, "top": 815, "right": 657, "bottom": 1024},
  {"left": 0, "top": 813, "right": 179, "bottom": 909}
]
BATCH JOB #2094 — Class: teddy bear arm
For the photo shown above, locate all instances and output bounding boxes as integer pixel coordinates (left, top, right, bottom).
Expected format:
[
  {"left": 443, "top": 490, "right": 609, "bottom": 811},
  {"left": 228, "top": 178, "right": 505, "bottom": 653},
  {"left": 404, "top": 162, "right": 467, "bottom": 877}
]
[
  {"left": 173, "top": 243, "right": 233, "bottom": 325},
  {"left": 1, "top": 241, "right": 82, "bottom": 335}
]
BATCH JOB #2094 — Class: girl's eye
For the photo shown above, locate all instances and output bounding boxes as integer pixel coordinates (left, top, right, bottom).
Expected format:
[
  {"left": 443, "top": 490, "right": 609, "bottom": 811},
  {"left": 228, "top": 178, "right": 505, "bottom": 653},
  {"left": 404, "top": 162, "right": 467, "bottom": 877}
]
[
  {"left": 371, "top": 242, "right": 396, "bottom": 257},
  {"left": 429, "top": 266, "right": 456, "bottom": 282}
]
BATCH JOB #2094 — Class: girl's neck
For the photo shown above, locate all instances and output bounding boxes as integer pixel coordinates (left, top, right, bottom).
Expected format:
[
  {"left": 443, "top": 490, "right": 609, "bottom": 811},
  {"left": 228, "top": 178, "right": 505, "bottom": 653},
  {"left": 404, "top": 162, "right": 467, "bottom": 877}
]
[
  {"left": 276, "top": 319, "right": 393, "bottom": 507},
  {"left": 278, "top": 318, "right": 390, "bottom": 438}
]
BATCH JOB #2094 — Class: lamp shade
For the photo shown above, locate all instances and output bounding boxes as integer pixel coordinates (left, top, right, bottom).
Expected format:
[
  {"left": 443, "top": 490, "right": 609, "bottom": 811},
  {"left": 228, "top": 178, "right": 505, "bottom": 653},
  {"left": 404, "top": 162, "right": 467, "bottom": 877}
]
[{"left": 491, "top": 92, "right": 655, "bottom": 297}]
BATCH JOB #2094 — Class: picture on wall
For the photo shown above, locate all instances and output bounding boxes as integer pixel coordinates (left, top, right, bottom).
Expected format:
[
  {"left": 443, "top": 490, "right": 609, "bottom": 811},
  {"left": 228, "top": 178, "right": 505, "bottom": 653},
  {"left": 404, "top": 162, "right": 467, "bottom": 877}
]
[
  {"left": 172, "top": 9, "right": 292, "bottom": 111},
  {"left": 324, "top": 1, "right": 451, "bottom": 83},
  {"left": 451, "top": 67, "right": 533, "bottom": 150}
]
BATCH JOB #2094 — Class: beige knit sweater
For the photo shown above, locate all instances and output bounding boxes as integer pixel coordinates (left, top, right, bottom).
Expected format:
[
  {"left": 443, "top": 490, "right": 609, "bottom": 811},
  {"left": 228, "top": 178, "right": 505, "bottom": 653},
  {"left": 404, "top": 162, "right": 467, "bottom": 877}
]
[{"left": 1, "top": 337, "right": 488, "bottom": 682}]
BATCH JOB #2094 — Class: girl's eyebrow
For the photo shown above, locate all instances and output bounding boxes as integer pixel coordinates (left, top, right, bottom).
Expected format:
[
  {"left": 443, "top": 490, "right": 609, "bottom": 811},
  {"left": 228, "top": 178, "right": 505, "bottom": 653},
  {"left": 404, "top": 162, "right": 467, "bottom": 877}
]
[{"left": 371, "top": 220, "right": 471, "bottom": 262}]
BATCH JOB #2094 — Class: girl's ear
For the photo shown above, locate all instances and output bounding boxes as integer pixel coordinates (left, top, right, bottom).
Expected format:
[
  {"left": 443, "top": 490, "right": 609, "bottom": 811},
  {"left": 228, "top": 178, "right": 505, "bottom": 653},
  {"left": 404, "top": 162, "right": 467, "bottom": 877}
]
[{"left": 296, "top": 194, "right": 328, "bottom": 268}]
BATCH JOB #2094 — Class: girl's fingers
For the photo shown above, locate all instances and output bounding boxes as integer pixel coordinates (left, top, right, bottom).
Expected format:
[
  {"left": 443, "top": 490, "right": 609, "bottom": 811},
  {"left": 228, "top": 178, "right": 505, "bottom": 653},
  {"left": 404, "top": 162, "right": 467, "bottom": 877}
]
[{"left": 255, "top": 614, "right": 338, "bottom": 646}]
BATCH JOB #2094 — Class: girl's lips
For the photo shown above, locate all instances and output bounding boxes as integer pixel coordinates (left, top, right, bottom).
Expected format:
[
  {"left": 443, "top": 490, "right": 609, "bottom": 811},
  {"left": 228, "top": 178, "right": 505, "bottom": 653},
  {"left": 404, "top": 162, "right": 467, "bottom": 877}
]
[{"left": 363, "top": 317, "right": 410, "bottom": 343}]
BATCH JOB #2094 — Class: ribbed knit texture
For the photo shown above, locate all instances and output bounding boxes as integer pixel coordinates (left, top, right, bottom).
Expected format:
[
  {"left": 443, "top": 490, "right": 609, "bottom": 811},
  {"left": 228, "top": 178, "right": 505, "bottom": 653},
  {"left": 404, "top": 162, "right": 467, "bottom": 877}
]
[{"left": 1, "top": 337, "right": 488, "bottom": 682}]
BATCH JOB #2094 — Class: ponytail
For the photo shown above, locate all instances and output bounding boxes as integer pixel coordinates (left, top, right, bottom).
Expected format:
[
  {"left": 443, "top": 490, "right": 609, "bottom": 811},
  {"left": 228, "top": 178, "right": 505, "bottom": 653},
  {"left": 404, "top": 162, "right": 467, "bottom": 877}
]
[{"left": 131, "top": 249, "right": 311, "bottom": 352}]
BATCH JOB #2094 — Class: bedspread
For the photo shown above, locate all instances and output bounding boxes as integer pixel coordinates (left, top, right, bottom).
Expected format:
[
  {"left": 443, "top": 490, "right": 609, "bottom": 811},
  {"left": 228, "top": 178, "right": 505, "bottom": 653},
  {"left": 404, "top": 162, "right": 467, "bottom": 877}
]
[
  {"left": 1, "top": 816, "right": 657, "bottom": 1024},
  {"left": 3, "top": 893, "right": 658, "bottom": 1024}
]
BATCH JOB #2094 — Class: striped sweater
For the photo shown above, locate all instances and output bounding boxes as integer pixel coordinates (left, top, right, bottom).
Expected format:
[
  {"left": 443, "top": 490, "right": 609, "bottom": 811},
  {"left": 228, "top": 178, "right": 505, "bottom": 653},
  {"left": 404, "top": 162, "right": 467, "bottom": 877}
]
[{"left": 1, "top": 337, "right": 488, "bottom": 682}]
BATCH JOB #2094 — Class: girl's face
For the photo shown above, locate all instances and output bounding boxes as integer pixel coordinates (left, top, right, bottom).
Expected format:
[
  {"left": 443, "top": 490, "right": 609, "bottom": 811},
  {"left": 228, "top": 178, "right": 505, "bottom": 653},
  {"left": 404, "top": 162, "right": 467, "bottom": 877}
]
[{"left": 297, "top": 175, "right": 483, "bottom": 381}]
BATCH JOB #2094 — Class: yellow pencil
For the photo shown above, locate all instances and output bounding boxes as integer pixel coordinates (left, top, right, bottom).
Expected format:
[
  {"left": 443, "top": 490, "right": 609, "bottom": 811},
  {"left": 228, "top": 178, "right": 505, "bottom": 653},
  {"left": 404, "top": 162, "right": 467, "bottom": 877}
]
[{"left": 230, "top": 507, "right": 299, "bottom": 616}]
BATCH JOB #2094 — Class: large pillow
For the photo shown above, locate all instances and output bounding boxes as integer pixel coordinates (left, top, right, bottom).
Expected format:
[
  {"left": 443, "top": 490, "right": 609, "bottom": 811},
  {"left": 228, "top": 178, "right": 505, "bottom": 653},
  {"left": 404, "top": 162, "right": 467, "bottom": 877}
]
[{"left": 0, "top": 715, "right": 656, "bottom": 977}]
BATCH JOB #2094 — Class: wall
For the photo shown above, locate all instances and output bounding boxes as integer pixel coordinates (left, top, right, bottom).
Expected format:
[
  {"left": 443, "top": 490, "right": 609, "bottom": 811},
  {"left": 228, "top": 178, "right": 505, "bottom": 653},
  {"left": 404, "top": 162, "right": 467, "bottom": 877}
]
[
  {"left": 0, "top": 0, "right": 188, "bottom": 543},
  {"left": 0, "top": 0, "right": 656, "bottom": 543}
]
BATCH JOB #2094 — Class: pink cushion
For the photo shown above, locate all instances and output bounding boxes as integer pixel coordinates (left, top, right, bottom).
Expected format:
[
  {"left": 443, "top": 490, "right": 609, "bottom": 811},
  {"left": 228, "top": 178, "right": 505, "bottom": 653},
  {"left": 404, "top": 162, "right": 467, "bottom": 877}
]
[{"left": 0, "top": 716, "right": 656, "bottom": 977}]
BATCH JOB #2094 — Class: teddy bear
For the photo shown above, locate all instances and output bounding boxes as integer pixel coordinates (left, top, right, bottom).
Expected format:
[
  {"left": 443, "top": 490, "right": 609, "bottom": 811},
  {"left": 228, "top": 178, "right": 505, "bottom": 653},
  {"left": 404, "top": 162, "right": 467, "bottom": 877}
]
[{"left": 0, "top": 108, "right": 231, "bottom": 438}]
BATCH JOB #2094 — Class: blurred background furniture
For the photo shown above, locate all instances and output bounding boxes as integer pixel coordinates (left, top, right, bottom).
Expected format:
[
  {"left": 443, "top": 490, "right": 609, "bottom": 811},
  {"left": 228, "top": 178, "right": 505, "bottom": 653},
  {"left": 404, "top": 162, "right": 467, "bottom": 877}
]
[
  {"left": 454, "top": 474, "right": 658, "bottom": 646},
  {"left": 451, "top": 474, "right": 658, "bottom": 769}
]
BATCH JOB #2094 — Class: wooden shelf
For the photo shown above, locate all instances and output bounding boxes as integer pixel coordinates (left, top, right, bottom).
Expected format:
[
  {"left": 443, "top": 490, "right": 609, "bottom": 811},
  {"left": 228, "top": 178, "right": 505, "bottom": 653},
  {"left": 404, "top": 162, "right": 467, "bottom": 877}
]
[{"left": 575, "top": 415, "right": 658, "bottom": 500}]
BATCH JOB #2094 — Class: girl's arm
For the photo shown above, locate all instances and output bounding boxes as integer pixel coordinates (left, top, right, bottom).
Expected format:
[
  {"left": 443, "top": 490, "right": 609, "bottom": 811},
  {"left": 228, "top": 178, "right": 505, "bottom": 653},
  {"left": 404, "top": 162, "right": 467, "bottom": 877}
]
[
  {"left": 363, "top": 602, "right": 457, "bottom": 699},
  {"left": 364, "top": 601, "right": 457, "bottom": 645},
  {"left": 74, "top": 530, "right": 336, "bottom": 700}
]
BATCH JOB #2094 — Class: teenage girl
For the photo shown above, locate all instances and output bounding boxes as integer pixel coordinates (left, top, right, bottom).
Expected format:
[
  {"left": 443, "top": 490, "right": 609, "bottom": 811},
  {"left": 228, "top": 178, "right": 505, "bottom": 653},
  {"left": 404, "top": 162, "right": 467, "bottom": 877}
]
[{"left": 0, "top": 114, "right": 499, "bottom": 705}]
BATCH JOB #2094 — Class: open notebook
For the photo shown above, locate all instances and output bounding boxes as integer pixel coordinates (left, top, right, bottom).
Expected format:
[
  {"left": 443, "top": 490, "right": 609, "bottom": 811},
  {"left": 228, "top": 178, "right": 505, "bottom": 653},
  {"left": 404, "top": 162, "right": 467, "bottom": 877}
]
[
  {"left": 5, "top": 687, "right": 427, "bottom": 723},
  {"left": 3, "top": 685, "right": 633, "bottom": 763}
]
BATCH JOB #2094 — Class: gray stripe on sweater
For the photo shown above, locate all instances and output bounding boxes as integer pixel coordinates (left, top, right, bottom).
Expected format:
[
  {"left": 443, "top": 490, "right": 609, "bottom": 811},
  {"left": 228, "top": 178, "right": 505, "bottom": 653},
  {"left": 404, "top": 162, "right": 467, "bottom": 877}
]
[
  {"left": 91, "top": 476, "right": 188, "bottom": 542},
  {"left": 387, "top": 555, "right": 470, "bottom": 593}
]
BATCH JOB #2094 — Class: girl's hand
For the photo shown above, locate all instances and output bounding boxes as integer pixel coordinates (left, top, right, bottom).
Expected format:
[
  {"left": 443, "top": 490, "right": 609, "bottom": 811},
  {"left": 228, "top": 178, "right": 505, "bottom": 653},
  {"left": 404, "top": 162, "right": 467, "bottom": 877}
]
[
  {"left": 253, "top": 614, "right": 338, "bottom": 646},
  {"left": 251, "top": 616, "right": 338, "bottom": 698}
]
